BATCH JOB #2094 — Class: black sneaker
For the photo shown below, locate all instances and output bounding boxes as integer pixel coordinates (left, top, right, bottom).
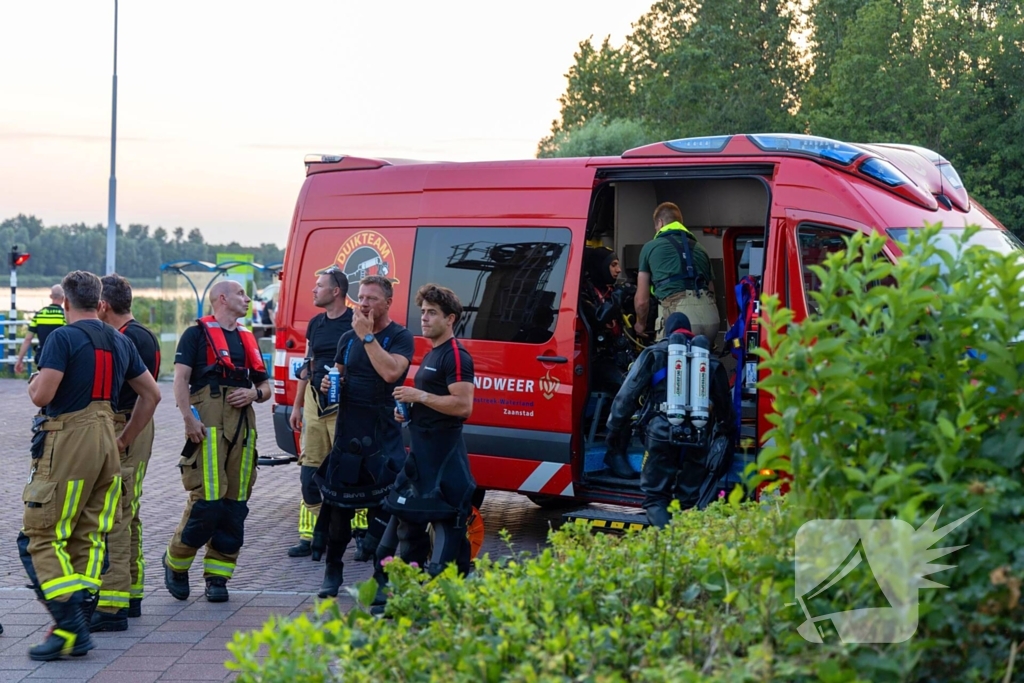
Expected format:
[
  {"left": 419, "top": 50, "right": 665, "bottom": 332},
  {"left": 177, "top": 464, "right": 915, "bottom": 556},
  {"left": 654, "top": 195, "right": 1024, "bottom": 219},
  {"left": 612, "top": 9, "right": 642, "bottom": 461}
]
[
  {"left": 204, "top": 577, "right": 229, "bottom": 603},
  {"left": 89, "top": 609, "right": 128, "bottom": 632},
  {"left": 287, "top": 539, "right": 312, "bottom": 558},
  {"left": 163, "top": 553, "right": 190, "bottom": 601},
  {"left": 127, "top": 598, "right": 142, "bottom": 618}
]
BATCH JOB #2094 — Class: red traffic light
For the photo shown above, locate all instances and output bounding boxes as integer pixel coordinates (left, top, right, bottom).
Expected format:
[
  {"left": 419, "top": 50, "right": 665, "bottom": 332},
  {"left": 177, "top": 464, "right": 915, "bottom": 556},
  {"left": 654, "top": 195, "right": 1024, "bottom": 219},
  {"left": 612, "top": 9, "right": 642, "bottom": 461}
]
[{"left": 13, "top": 253, "right": 30, "bottom": 267}]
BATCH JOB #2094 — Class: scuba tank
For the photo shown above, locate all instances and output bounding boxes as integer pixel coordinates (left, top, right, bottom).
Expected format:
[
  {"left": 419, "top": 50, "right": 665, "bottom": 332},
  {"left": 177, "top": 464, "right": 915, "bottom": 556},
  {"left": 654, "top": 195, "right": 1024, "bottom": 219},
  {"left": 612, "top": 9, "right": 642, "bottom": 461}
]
[
  {"left": 666, "top": 333, "right": 689, "bottom": 425},
  {"left": 689, "top": 335, "right": 711, "bottom": 429}
]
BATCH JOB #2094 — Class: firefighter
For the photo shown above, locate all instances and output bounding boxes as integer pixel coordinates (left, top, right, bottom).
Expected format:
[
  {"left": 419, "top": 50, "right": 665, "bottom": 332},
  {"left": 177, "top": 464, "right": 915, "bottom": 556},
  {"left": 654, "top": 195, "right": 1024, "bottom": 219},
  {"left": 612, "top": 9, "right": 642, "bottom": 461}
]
[
  {"left": 15, "top": 284, "right": 66, "bottom": 374},
  {"left": 606, "top": 312, "right": 735, "bottom": 527},
  {"left": 163, "top": 280, "right": 271, "bottom": 603},
  {"left": 20, "top": 270, "right": 160, "bottom": 661},
  {"left": 286, "top": 266, "right": 353, "bottom": 558},
  {"left": 388, "top": 284, "right": 477, "bottom": 578},
  {"left": 313, "top": 275, "right": 414, "bottom": 598},
  {"left": 633, "top": 202, "right": 720, "bottom": 342},
  {"left": 90, "top": 274, "right": 161, "bottom": 631}
]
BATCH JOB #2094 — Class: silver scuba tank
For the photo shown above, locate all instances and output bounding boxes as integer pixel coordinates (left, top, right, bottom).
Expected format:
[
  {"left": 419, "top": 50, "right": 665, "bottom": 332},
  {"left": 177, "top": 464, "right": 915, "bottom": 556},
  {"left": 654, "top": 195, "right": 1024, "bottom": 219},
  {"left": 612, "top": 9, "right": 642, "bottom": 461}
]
[
  {"left": 689, "top": 335, "right": 711, "bottom": 429},
  {"left": 666, "top": 333, "right": 689, "bottom": 425}
]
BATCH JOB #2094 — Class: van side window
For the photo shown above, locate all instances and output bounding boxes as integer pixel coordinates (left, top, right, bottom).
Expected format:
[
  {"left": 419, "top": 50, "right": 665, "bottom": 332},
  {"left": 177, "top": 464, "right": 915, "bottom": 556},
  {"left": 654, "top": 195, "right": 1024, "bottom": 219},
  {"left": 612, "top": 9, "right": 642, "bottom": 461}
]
[
  {"left": 408, "top": 227, "right": 572, "bottom": 343},
  {"left": 798, "top": 225, "right": 852, "bottom": 315}
]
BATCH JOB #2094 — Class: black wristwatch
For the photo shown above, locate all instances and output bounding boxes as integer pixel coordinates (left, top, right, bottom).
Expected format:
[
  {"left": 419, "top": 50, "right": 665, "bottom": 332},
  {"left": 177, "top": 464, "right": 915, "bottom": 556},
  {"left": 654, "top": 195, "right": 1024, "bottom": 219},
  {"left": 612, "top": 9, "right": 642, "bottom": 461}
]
[
  {"left": 255, "top": 388, "right": 263, "bottom": 402},
  {"left": 363, "top": 333, "right": 375, "bottom": 345}
]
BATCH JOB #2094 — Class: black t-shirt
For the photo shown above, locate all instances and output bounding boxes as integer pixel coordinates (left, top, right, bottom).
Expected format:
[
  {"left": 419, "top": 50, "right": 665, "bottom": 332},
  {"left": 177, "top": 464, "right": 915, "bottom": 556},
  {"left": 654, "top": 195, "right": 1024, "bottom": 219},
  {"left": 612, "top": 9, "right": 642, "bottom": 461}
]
[
  {"left": 306, "top": 309, "right": 353, "bottom": 393},
  {"left": 412, "top": 337, "right": 475, "bottom": 430},
  {"left": 38, "top": 320, "right": 148, "bottom": 418},
  {"left": 334, "top": 321, "right": 415, "bottom": 406},
  {"left": 117, "top": 319, "right": 160, "bottom": 412},
  {"left": 174, "top": 324, "right": 270, "bottom": 393}
]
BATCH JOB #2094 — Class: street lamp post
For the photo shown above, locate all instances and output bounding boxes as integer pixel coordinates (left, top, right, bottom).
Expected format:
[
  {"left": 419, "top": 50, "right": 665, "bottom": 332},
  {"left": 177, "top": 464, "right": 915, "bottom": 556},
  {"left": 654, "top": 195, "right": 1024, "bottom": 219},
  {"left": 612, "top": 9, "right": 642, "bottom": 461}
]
[{"left": 105, "top": 0, "right": 118, "bottom": 275}]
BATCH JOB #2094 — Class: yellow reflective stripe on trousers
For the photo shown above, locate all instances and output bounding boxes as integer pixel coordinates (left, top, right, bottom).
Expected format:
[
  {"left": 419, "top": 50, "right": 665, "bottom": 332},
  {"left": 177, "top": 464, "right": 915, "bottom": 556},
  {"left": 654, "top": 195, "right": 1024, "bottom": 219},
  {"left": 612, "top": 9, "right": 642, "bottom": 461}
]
[
  {"left": 203, "top": 427, "right": 219, "bottom": 501},
  {"left": 299, "top": 502, "right": 313, "bottom": 539},
  {"left": 85, "top": 476, "right": 122, "bottom": 582},
  {"left": 238, "top": 429, "right": 256, "bottom": 502},
  {"left": 131, "top": 460, "right": 147, "bottom": 593},
  {"left": 41, "top": 574, "right": 85, "bottom": 600},
  {"left": 203, "top": 558, "right": 235, "bottom": 578},
  {"left": 98, "top": 590, "right": 131, "bottom": 608},
  {"left": 165, "top": 551, "right": 193, "bottom": 572},
  {"left": 51, "top": 479, "right": 83, "bottom": 578}
]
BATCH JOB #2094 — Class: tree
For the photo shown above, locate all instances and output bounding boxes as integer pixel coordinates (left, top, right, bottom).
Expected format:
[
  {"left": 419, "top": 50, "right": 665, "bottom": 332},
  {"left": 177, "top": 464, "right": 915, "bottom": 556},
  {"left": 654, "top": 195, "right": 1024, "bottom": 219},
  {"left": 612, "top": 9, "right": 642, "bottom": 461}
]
[
  {"left": 153, "top": 227, "right": 168, "bottom": 244},
  {"left": 187, "top": 228, "right": 203, "bottom": 244},
  {"left": 538, "top": 115, "right": 651, "bottom": 158},
  {"left": 126, "top": 224, "right": 149, "bottom": 240},
  {"left": 173, "top": 227, "right": 184, "bottom": 243}
]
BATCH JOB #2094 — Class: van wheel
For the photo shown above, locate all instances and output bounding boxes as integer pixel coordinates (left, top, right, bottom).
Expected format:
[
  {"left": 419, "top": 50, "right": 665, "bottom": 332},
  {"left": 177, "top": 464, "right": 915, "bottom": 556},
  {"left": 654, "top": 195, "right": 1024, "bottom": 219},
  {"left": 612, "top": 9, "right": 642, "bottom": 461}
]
[{"left": 527, "top": 494, "right": 583, "bottom": 510}]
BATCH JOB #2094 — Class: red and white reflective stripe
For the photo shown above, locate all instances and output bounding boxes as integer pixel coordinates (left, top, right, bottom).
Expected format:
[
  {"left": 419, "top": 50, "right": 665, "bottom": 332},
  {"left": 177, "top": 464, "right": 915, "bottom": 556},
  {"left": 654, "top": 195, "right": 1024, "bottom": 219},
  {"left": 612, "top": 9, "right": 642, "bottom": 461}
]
[{"left": 517, "top": 462, "right": 574, "bottom": 497}]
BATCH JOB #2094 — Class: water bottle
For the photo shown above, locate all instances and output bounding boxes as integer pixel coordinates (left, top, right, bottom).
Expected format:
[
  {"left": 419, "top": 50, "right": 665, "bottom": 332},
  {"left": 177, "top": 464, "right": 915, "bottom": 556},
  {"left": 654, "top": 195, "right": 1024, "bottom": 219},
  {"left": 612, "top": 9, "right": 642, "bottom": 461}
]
[
  {"left": 327, "top": 366, "right": 341, "bottom": 404},
  {"left": 190, "top": 406, "right": 201, "bottom": 422},
  {"left": 396, "top": 400, "right": 411, "bottom": 423}
]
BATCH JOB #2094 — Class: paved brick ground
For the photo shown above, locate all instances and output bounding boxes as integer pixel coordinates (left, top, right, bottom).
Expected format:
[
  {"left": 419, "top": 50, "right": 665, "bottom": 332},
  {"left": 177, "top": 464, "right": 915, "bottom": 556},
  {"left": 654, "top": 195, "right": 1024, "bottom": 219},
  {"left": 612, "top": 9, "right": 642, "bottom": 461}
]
[{"left": 0, "top": 379, "right": 569, "bottom": 680}]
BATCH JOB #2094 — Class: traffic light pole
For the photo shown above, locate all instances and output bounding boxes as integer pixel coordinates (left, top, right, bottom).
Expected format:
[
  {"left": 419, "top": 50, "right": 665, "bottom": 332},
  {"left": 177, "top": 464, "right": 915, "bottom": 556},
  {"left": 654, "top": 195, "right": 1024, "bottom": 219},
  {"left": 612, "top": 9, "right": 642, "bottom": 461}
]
[{"left": 8, "top": 247, "right": 17, "bottom": 376}]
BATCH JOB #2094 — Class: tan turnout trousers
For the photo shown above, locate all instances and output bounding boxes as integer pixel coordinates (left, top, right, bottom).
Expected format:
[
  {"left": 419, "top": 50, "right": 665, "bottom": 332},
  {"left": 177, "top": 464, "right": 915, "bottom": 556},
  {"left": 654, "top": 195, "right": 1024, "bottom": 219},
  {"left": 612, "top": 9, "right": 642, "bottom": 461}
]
[
  {"left": 657, "top": 290, "right": 721, "bottom": 341},
  {"left": 96, "top": 413, "right": 155, "bottom": 613},
  {"left": 22, "top": 403, "right": 122, "bottom": 603},
  {"left": 297, "top": 383, "right": 335, "bottom": 540},
  {"left": 166, "top": 385, "right": 257, "bottom": 580}
]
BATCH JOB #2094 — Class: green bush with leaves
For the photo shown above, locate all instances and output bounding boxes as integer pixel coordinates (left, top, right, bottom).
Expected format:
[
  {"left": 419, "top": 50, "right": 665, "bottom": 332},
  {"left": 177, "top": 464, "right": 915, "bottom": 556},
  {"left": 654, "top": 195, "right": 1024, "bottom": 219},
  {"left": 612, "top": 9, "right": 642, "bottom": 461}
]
[
  {"left": 758, "top": 224, "right": 1024, "bottom": 680},
  {"left": 227, "top": 224, "right": 1023, "bottom": 681}
]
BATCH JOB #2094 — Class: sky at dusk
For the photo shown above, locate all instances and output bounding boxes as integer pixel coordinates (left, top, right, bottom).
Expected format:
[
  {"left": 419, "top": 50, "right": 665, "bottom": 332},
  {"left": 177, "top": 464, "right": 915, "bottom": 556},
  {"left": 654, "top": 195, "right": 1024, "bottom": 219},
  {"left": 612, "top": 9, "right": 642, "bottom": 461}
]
[{"left": 0, "top": 1, "right": 655, "bottom": 247}]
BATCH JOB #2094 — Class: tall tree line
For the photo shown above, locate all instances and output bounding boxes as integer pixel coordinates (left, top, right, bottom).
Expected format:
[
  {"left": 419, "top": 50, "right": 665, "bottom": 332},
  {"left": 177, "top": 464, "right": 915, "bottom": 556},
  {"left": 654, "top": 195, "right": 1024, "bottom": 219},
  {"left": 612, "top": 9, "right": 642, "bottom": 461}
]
[
  {"left": 0, "top": 214, "right": 284, "bottom": 284},
  {"left": 539, "top": 0, "right": 1024, "bottom": 236}
]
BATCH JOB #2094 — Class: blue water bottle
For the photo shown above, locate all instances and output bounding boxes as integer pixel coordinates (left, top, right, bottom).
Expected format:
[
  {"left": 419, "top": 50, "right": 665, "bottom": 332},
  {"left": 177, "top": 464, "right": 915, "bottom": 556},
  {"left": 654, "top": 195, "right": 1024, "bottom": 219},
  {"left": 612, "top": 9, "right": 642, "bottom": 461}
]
[
  {"left": 396, "top": 400, "right": 410, "bottom": 423},
  {"left": 327, "top": 366, "right": 341, "bottom": 404},
  {"left": 190, "top": 406, "right": 201, "bottom": 422}
]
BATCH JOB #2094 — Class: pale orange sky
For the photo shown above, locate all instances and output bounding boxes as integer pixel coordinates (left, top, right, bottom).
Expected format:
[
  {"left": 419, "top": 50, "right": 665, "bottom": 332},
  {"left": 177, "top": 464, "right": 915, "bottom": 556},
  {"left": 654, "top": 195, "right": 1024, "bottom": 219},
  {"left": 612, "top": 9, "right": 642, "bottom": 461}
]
[{"left": 0, "top": 1, "right": 655, "bottom": 247}]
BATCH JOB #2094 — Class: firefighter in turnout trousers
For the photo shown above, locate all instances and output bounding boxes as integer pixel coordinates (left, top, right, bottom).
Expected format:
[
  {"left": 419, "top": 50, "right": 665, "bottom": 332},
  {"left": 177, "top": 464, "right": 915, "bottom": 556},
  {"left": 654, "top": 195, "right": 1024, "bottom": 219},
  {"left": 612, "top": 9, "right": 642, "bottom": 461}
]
[
  {"left": 20, "top": 271, "right": 160, "bottom": 661},
  {"left": 91, "top": 274, "right": 161, "bottom": 631},
  {"left": 164, "top": 280, "right": 270, "bottom": 603},
  {"left": 286, "top": 266, "right": 353, "bottom": 558}
]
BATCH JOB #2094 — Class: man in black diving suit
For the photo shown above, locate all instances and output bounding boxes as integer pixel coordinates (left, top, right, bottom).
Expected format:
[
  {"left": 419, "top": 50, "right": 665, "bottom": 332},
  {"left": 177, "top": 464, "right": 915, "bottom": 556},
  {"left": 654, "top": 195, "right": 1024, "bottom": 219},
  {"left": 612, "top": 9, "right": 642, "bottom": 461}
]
[{"left": 605, "top": 312, "right": 735, "bottom": 527}]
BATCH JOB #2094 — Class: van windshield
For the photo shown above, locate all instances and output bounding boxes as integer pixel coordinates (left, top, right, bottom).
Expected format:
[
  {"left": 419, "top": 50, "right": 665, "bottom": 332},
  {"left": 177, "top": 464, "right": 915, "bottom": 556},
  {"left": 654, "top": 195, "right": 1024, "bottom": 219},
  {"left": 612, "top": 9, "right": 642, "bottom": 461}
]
[{"left": 887, "top": 228, "right": 1024, "bottom": 266}]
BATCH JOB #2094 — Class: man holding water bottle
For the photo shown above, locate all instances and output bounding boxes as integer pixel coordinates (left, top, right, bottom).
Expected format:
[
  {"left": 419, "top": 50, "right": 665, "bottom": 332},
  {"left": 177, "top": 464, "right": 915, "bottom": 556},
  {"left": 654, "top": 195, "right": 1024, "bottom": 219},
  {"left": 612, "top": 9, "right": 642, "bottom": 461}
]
[
  {"left": 164, "top": 280, "right": 270, "bottom": 603},
  {"left": 313, "top": 275, "right": 413, "bottom": 598},
  {"left": 285, "top": 266, "right": 352, "bottom": 558}
]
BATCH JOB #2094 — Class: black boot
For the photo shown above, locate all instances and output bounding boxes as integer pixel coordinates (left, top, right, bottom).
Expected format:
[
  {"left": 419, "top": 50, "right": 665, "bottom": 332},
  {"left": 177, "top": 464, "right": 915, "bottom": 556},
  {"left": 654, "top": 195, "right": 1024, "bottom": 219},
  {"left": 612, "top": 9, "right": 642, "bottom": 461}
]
[
  {"left": 80, "top": 591, "right": 98, "bottom": 626},
  {"left": 318, "top": 563, "right": 343, "bottom": 598},
  {"left": 163, "top": 552, "right": 190, "bottom": 601},
  {"left": 354, "top": 533, "right": 380, "bottom": 563},
  {"left": 128, "top": 598, "right": 142, "bottom": 618},
  {"left": 29, "top": 594, "right": 93, "bottom": 661},
  {"left": 204, "top": 577, "right": 229, "bottom": 603},
  {"left": 604, "top": 450, "right": 639, "bottom": 479},
  {"left": 89, "top": 609, "right": 128, "bottom": 632},
  {"left": 288, "top": 539, "right": 312, "bottom": 558}
]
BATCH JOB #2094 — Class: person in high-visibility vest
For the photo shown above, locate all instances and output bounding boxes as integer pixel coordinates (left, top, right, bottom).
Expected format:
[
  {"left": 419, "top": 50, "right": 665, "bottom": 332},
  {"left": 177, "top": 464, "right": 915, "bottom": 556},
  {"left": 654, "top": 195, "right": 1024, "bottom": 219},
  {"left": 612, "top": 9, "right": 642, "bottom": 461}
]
[
  {"left": 633, "top": 202, "right": 721, "bottom": 342},
  {"left": 15, "top": 285, "right": 67, "bottom": 374},
  {"left": 20, "top": 270, "right": 160, "bottom": 661},
  {"left": 163, "top": 280, "right": 271, "bottom": 604}
]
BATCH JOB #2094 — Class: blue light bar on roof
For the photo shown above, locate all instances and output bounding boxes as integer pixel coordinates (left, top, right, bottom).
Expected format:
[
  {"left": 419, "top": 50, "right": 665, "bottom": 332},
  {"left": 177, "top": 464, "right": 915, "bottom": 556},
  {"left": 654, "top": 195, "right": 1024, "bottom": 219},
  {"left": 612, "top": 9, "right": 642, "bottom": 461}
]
[
  {"left": 747, "top": 134, "right": 864, "bottom": 165},
  {"left": 664, "top": 135, "right": 733, "bottom": 153},
  {"left": 859, "top": 157, "right": 909, "bottom": 187}
]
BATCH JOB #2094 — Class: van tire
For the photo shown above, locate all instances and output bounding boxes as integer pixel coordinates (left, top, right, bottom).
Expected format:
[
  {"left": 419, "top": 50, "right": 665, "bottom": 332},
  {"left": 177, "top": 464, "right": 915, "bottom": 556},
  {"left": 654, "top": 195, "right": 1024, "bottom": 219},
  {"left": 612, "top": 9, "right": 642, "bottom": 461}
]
[{"left": 527, "top": 494, "right": 583, "bottom": 510}]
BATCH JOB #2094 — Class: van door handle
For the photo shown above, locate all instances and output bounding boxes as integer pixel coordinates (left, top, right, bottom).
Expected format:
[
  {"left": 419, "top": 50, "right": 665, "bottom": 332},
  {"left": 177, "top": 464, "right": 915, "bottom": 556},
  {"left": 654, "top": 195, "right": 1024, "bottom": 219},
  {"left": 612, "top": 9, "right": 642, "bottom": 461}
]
[{"left": 536, "top": 355, "right": 567, "bottom": 364}]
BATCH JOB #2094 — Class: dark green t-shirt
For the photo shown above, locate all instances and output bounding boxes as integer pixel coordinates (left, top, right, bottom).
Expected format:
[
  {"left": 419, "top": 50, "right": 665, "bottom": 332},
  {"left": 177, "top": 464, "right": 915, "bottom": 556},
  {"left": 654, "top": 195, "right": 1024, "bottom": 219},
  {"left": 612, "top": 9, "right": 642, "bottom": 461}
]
[{"left": 637, "top": 223, "right": 713, "bottom": 299}]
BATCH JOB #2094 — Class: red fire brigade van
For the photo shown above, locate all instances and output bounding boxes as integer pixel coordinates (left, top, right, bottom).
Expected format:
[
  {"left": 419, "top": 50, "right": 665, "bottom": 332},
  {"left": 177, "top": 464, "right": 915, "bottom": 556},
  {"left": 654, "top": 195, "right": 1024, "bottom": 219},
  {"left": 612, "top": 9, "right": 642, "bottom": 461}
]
[{"left": 270, "top": 133, "right": 1017, "bottom": 513}]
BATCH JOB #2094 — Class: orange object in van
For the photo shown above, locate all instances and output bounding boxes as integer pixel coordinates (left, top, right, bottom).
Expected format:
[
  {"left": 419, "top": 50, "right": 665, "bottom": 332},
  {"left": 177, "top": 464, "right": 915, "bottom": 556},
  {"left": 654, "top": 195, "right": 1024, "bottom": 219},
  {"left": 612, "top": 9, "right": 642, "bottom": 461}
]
[{"left": 270, "top": 134, "right": 1017, "bottom": 509}]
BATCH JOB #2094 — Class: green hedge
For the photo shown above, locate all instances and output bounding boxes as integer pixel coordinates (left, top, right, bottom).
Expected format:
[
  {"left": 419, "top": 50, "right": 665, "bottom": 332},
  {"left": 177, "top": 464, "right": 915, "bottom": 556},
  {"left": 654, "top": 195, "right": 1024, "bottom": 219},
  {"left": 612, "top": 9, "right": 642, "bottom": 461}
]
[{"left": 227, "top": 224, "right": 1024, "bottom": 681}]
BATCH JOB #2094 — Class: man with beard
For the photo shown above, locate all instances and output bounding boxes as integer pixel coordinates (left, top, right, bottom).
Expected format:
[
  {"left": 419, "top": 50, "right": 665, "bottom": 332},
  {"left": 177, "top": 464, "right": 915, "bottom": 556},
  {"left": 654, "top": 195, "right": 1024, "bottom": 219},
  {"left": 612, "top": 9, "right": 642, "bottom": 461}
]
[
  {"left": 314, "top": 275, "right": 413, "bottom": 598},
  {"left": 286, "top": 266, "right": 353, "bottom": 558}
]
